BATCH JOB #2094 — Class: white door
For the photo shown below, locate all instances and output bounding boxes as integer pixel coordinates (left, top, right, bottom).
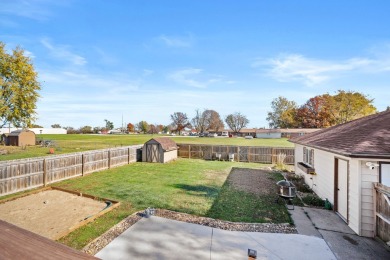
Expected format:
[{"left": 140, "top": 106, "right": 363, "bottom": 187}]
[
  {"left": 380, "top": 163, "right": 390, "bottom": 187},
  {"left": 337, "top": 159, "right": 348, "bottom": 221}
]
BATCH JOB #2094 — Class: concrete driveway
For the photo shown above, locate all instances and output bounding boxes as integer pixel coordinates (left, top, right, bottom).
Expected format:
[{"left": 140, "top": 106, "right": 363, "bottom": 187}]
[{"left": 96, "top": 216, "right": 336, "bottom": 260}]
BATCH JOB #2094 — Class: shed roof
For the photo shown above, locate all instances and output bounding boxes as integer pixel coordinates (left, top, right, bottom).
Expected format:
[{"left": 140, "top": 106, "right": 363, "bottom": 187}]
[
  {"left": 9, "top": 130, "right": 34, "bottom": 137},
  {"left": 147, "top": 137, "right": 177, "bottom": 151},
  {"left": 290, "top": 110, "right": 390, "bottom": 158}
]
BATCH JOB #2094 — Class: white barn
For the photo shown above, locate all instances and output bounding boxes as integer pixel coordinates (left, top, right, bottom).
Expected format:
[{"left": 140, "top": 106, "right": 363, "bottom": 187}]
[{"left": 290, "top": 110, "right": 390, "bottom": 237}]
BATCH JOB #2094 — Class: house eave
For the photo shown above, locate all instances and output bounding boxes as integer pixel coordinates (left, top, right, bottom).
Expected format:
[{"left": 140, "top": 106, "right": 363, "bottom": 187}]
[{"left": 291, "top": 140, "right": 390, "bottom": 159}]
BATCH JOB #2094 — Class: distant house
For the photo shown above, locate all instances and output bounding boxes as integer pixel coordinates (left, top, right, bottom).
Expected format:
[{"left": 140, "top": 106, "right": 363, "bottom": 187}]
[
  {"left": 290, "top": 110, "right": 390, "bottom": 237},
  {"left": 256, "top": 129, "right": 282, "bottom": 139},
  {"left": 142, "top": 137, "right": 178, "bottom": 163},
  {"left": 280, "top": 128, "right": 322, "bottom": 138},
  {"left": 8, "top": 130, "right": 36, "bottom": 146}
]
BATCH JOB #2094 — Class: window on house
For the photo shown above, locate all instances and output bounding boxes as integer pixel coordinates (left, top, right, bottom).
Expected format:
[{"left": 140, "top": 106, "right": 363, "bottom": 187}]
[
  {"left": 380, "top": 162, "right": 390, "bottom": 187},
  {"left": 303, "top": 147, "right": 314, "bottom": 166}
]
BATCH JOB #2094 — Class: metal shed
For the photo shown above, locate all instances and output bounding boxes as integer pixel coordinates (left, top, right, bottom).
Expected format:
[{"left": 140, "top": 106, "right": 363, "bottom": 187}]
[
  {"left": 142, "top": 137, "right": 178, "bottom": 163},
  {"left": 8, "top": 130, "right": 36, "bottom": 146}
]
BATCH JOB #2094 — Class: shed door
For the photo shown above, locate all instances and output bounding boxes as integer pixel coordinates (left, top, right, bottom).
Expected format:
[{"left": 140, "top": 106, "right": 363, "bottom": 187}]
[
  {"left": 335, "top": 158, "right": 348, "bottom": 222},
  {"left": 147, "top": 144, "right": 159, "bottom": 162}
]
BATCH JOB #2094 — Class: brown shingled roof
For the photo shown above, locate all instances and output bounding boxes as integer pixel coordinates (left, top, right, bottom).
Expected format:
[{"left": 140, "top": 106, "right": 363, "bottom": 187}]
[
  {"left": 289, "top": 110, "right": 390, "bottom": 158},
  {"left": 148, "top": 137, "right": 178, "bottom": 151}
]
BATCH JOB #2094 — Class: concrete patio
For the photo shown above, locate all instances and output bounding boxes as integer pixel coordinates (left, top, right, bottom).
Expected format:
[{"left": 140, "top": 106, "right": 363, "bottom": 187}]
[
  {"left": 290, "top": 207, "right": 390, "bottom": 259},
  {"left": 95, "top": 216, "right": 336, "bottom": 260}
]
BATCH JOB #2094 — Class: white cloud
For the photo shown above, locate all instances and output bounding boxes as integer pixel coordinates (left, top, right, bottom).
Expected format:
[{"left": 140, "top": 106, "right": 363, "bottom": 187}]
[
  {"left": 41, "top": 38, "right": 87, "bottom": 66},
  {"left": 158, "top": 34, "right": 193, "bottom": 48},
  {"left": 0, "top": 0, "right": 68, "bottom": 21},
  {"left": 254, "top": 53, "right": 375, "bottom": 86},
  {"left": 168, "top": 68, "right": 227, "bottom": 88}
]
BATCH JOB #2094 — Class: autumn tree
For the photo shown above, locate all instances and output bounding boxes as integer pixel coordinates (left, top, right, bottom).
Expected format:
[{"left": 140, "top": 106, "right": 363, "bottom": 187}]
[
  {"left": 136, "top": 121, "right": 149, "bottom": 134},
  {"left": 0, "top": 42, "right": 41, "bottom": 127},
  {"left": 170, "top": 112, "right": 191, "bottom": 135},
  {"left": 225, "top": 112, "right": 249, "bottom": 134},
  {"left": 203, "top": 109, "right": 224, "bottom": 131},
  {"left": 148, "top": 124, "right": 159, "bottom": 134},
  {"left": 127, "top": 123, "right": 135, "bottom": 132},
  {"left": 266, "top": 96, "right": 298, "bottom": 128},
  {"left": 192, "top": 109, "right": 224, "bottom": 132},
  {"left": 329, "top": 90, "right": 376, "bottom": 124},
  {"left": 295, "top": 94, "right": 334, "bottom": 128}
]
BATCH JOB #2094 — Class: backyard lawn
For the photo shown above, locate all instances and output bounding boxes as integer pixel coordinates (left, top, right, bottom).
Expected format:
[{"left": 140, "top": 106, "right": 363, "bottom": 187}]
[
  {"left": 0, "top": 134, "right": 293, "bottom": 161},
  {"left": 51, "top": 158, "right": 289, "bottom": 249}
]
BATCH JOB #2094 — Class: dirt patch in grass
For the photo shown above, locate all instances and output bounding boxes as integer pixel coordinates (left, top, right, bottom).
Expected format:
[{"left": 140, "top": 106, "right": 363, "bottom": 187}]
[
  {"left": 0, "top": 190, "right": 108, "bottom": 240},
  {"left": 227, "top": 168, "right": 279, "bottom": 195}
]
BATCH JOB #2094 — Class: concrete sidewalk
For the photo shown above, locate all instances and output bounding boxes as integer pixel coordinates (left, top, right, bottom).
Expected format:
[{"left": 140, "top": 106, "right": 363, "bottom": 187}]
[
  {"left": 290, "top": 207, "right": 390, "bottom": 260},
  {"left": 96, "top": 216, "right": 336, "bottom": 260}
]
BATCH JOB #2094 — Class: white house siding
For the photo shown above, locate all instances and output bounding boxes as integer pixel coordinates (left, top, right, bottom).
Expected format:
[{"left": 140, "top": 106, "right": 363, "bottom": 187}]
[
  {"left": 163, "top": 150, "right": 177, "bottom": 163},
  {"left": 294, "top": 144, "right": 369, "bottom": 236},
  {"left": 347, "top": 159, "right": 360, "bottom": 235},
  {"left": 256, "top": 132, "right": 282, "bottom": 139},
  {"left": 294, "top": 144, "right": 335, "bottom": 204}
]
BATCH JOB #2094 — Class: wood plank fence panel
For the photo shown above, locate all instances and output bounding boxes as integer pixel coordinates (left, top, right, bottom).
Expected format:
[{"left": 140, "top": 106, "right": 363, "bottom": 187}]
[
  {"left": 46, "top": 154, "right": 83, "bottom": 184},
  {"left": 0, "top": 145, "right": 142, "bottom": 196},
  {"left": 110, "top": 148, "right": 130, "bottom": 168},
  {"left": 375, "top": 183, "right": 390, "bottom": 242},
  {"left": 177, "top": 144, "right": 294, "bottom": 164}
]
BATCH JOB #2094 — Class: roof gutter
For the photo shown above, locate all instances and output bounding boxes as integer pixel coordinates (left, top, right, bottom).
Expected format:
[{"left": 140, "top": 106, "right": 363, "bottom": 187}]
[{"left": 290, "top": 140, "right": 390, "bottom": 159}]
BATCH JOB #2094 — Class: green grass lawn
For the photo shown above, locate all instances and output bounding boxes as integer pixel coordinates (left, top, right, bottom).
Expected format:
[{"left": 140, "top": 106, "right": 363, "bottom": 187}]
[
  {"left": 48, "top": 158, "right": 289, "bottom": 249},
  {"left": 0, "top": 134, "right": 292, "bottom": 161}
]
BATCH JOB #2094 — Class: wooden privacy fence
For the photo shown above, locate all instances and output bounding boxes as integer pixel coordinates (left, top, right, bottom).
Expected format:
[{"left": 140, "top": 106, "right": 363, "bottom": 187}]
[
  {"left": 375, "top": 183, "right": 390, "bottom": 242},
  {"left": 0, "top": 145, "right": 142, "bottom": 196},
  {"left": 177, "top": 144, "right": 294, "bottom": 164}
]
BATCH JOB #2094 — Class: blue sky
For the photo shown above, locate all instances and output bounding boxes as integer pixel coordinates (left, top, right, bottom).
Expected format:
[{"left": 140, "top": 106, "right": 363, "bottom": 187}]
[{"left": 1, "top": 0, "right": 390, "bottom": 129}]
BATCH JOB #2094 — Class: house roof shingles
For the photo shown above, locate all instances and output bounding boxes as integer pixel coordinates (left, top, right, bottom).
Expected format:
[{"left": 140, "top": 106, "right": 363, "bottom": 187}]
[
  {"left": 149, "top": 137, "right": 178, "bottom": 152},
  {"left": 290, "top": 110, "right": 390, "bottom": 158}
]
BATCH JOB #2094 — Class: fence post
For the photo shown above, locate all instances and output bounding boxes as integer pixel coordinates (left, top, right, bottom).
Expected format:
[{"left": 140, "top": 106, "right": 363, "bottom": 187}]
[
  {"left": 128, "top": 147, "right": 131, "bottom": 164},
  {"left": 81, "top": 154, "right": 84, "bottom": 176},
  {"left": 108, "top": 150, "right": 111, "bottom": 169},
  {"left": 272, "top": 148, "right": 276, "bottom": 164},
  {"left": 188, "top": 145, "right": 191, "bottom": 159},
  {"left": 43, "top": 159, "right": 47, "bottom": 187}
]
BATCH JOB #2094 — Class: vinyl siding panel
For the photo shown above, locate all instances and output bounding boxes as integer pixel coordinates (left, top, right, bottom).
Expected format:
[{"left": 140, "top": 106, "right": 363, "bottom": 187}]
[
  {"left": 360, "top": 160, "right": 379, "bottom": 237},
  {"left": 348, "top": 159, "right": 360, "bottom": 234}
]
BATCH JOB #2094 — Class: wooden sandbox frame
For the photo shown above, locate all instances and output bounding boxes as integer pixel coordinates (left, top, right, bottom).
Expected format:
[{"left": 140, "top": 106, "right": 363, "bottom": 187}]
[{"left": 0, "top": 186, "right": 120, "bottom": 240}]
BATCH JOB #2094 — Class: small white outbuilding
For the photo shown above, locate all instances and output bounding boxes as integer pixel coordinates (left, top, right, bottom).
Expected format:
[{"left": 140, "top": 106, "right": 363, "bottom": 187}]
[{"left": 142, "top": 137, "right": 178, "bottom": 163}]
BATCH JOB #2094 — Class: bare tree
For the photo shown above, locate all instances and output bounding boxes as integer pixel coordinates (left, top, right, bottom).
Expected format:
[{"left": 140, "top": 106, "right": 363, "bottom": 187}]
[
  {"left": 170, "top": 112, "right": 191, "bottom": 135},
  {"left": 225, "top": 112, "right": 249, "bottom": 134},
  {"left": 203, "top": 109, "right": 224, "bottom": 132},
  {"left": 191, "top": 109, "right": 207, "bottom": 133}
]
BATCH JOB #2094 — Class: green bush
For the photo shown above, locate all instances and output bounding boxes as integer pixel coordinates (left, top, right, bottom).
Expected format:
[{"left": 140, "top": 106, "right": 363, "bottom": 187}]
[{"left": 302, "top": 194, "right": 325, "bottom": 207}]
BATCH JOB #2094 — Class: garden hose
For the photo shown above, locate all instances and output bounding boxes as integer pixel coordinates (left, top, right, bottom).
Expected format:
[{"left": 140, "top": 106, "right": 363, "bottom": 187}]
[{"left": 83, "top": 201, "right": 112, "bottom": 220}]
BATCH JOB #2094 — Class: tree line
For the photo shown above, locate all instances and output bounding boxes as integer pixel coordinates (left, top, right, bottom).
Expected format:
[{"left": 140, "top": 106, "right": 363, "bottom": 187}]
[{"left": 266, "top": 90, "right": 377, "bottom": 128}]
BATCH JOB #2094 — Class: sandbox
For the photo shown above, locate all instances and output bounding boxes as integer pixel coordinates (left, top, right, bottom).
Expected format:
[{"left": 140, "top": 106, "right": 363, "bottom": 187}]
[{"left": 0, "top": 187, "right": 119, "bottom": 240}]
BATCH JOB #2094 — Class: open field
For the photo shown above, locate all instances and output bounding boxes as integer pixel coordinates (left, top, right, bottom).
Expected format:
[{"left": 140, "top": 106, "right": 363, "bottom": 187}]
[
  {"left": 0, "top": 134, "right": 292, "bottom": 161},
  {"left": 29, "top": 158, "right": 289, "bottom": 249}
]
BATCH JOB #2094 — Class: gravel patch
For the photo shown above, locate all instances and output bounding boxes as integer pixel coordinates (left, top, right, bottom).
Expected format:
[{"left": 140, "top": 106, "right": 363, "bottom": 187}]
[{"left": 227, "top": 168, "right": 279, "bottom": 195}]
